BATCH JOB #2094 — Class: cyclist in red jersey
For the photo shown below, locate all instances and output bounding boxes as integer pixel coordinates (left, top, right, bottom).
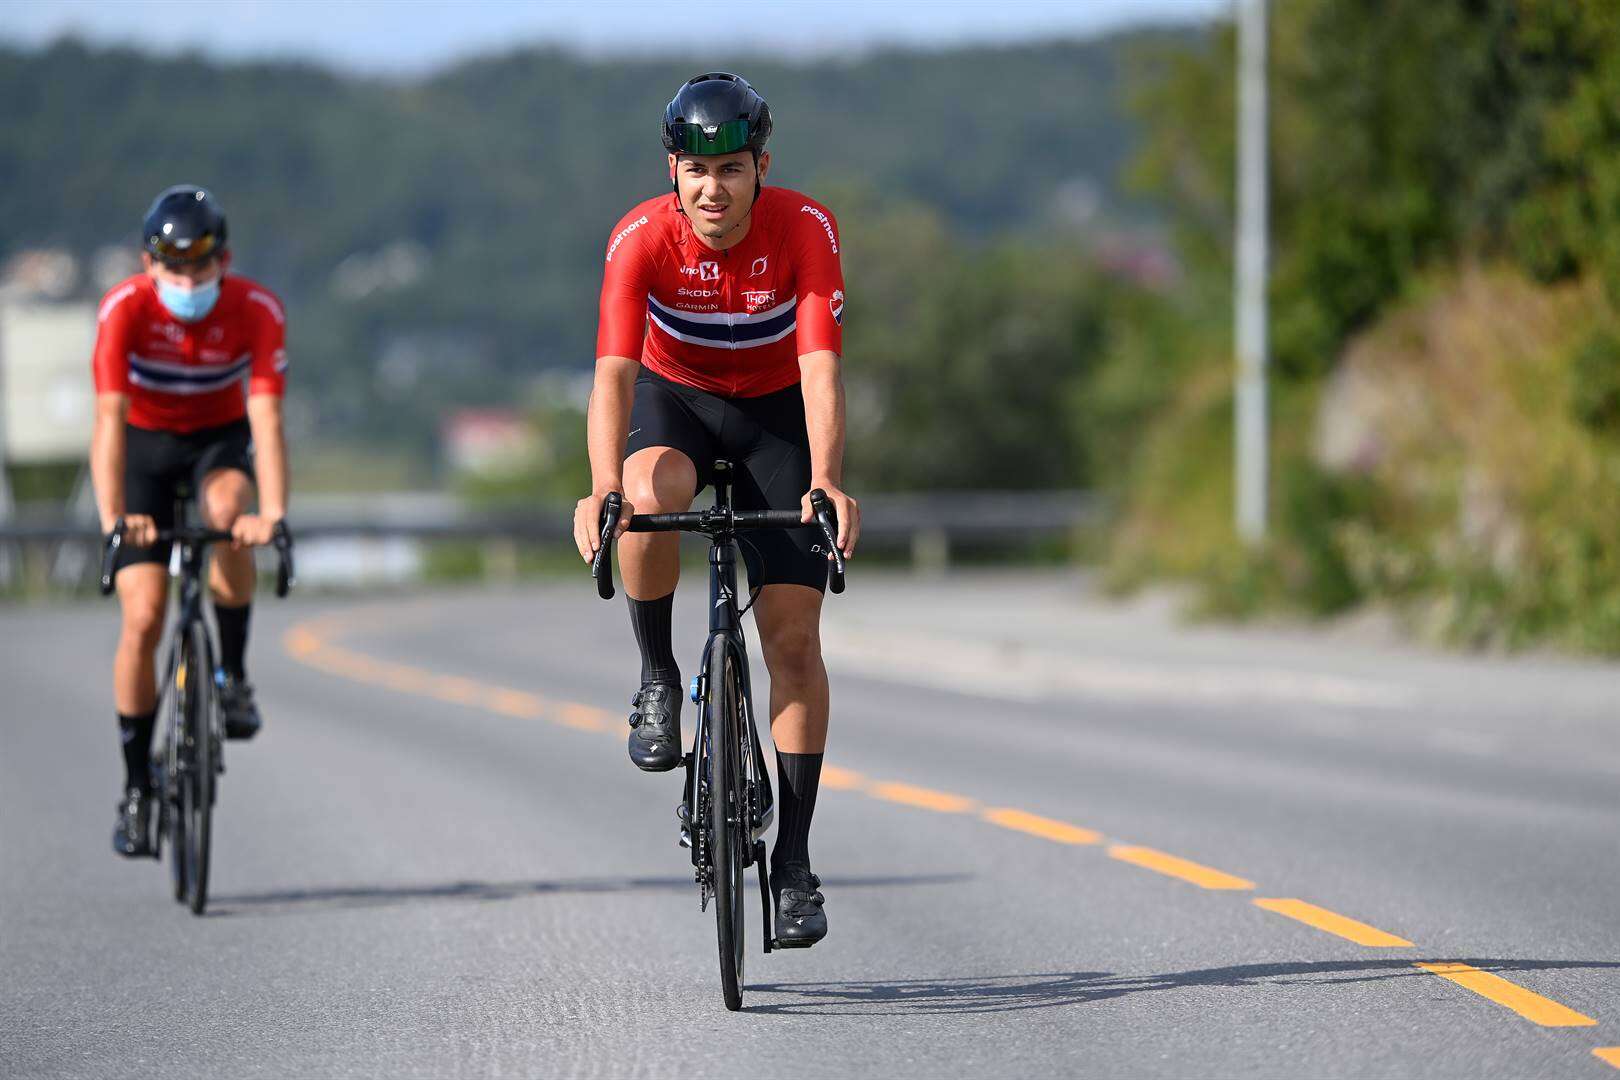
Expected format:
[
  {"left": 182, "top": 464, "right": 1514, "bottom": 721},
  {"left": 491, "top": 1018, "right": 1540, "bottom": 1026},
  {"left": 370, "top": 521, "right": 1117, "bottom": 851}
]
[
  {"left": 91, "top": 186, "right": 290, "bottom": 857},
  {"left": 574, "top": 73, "right": 860, "bottom": 947}
]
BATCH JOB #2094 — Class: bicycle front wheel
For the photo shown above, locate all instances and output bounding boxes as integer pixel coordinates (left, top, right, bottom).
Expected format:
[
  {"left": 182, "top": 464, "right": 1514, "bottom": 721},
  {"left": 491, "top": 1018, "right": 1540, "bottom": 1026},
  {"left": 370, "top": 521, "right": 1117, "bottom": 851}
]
[
  {"left": 706, "top": 636, "right": 747, "bottom": 1011},
  {"left": 162, "top": 639, "right": 190, "bottom": 902},
  {"left": 182, "top": 621, "right": 214, "bottom": 916}
]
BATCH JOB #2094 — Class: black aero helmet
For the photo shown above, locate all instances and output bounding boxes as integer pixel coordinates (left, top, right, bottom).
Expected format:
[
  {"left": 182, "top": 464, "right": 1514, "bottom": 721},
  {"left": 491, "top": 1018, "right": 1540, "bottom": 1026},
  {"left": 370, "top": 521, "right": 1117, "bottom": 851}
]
[
  {"left": 142, "top": 185, "right": 228, "bottom": 266},
  {"left": 661, "top": 72, "right": 772, "bottom": 157}
]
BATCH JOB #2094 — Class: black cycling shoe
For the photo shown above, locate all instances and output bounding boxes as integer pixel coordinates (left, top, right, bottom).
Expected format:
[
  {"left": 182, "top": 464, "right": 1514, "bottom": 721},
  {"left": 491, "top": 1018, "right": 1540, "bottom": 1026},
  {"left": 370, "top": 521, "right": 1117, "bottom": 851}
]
[
  {"left": 627, "top": 682, "right": 682, "bottom": 772},
  {"left": 219, "top": 673, "right": 262, "bottom": 740},
  {"left": 112, "top": 786, "right": 155, "bottom": 858},
  {"left": 772, "top": 862, "right": 827, "bottom": 947}
]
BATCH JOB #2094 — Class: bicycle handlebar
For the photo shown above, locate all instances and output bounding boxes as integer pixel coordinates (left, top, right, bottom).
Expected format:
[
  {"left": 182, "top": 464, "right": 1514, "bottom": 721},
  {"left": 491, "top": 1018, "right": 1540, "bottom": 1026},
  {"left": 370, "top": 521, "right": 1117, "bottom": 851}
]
[
  {"left": 627, "top": 509, "right": 805, "bottom": 531},
  {"left": 98, "top": 517, "right": 297, "bottom": 598},
  {"left": 591, "top": 490, "right": 846, "bottom": 600}
]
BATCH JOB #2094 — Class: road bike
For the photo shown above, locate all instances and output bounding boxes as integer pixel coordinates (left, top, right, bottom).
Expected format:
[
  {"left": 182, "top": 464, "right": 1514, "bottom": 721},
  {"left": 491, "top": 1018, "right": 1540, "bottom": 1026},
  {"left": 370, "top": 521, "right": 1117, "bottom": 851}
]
[
  {"left": 99, "top": 490, "right": 294, "bottom": 915},
  {"left": 592, "top": 459, "right": 845, "bottom": 1011}
]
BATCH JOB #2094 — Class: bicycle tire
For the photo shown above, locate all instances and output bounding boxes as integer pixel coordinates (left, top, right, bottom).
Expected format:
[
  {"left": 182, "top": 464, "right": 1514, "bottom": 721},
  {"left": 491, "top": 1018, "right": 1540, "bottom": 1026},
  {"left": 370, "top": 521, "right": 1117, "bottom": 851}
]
[
  {"left": 185, "top": 621, "right": 214, "bottom": 916},
  {"left": 707, "top": 636, "right": 747, "bottom": 1011},
  {"left": 165, "top": 641, "right": 190, "bottom": 903}
]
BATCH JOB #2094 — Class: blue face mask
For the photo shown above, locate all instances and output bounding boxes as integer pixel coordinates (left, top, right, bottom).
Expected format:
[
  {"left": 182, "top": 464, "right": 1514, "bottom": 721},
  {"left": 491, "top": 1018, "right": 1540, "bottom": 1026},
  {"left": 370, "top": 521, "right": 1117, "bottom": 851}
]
[{"left": 157, "top": 278, "right": 221, "bottom": 323}]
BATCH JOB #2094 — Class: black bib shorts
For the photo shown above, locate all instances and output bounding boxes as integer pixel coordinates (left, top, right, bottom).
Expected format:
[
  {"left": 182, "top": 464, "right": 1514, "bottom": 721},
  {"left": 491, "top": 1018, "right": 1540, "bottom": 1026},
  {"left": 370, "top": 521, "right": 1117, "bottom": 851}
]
[
  {"left": 626, "top": 368, "right": 827, "bottom": 593},
  {"left": 116, "top": 419, "right": 254, "bottom": 570}
]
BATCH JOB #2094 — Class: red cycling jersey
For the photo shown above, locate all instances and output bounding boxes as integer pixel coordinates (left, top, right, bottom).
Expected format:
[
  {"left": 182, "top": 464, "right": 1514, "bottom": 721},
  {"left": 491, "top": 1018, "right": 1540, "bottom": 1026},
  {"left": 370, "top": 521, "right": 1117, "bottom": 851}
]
[
  {"left": 92, "top": 273, "right": 287, "bottom": 433},
  {"left": 597, "top": 186, "right": 845, "bottom": 398}
]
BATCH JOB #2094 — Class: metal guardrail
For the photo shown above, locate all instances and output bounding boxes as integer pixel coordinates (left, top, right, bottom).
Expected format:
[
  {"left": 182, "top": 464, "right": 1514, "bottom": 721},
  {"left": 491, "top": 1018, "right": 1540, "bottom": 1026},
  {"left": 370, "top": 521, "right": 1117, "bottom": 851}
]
[{"left": 0, "top": 489, "right": 1101, "bottom": 586}]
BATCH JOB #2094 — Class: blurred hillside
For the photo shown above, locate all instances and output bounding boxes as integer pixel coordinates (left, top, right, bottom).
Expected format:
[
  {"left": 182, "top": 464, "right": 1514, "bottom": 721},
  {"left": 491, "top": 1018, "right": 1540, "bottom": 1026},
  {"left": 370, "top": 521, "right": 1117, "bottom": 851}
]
[{"left": 0, "top": 34, "right": 1184, "bottom": 479}]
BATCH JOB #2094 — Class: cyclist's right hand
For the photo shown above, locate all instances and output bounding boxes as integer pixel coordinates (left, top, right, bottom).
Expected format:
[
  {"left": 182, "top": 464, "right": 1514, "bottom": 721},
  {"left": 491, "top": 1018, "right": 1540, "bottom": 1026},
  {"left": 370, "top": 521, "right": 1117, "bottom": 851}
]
[
  {"left": 114, "top": 514, "right": 159, "bottom": 547},
  {"left": 574, "top": 490, "right": 633, "bottom": 562}
]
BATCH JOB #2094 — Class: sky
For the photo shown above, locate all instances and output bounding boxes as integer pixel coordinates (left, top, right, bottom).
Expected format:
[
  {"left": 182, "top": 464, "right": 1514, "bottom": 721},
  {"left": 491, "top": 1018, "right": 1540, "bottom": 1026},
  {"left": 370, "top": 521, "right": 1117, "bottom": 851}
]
[{"left": 5, "top": 0, "right": 1230, "bottom": 73}]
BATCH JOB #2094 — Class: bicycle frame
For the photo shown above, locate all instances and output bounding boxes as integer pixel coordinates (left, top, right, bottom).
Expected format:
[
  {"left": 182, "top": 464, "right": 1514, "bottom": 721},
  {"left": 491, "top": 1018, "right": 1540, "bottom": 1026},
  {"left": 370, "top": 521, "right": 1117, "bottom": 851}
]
[
  {"left": 687, "top": 467, "right": 775, "bottom": 860},
  {"left": 128, "top": 492, "right": 223, "bottom": 764},
  {"left": 162, "top": 507, "right": 220, "bottom": 699}
]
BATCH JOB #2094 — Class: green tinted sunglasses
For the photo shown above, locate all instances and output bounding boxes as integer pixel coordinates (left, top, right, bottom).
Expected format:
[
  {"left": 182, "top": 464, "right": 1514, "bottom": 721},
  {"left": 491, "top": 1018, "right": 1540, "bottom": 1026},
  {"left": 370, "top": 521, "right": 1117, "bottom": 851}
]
[{"left": 666, "top": 119, "right": 754, "bottom": 156}]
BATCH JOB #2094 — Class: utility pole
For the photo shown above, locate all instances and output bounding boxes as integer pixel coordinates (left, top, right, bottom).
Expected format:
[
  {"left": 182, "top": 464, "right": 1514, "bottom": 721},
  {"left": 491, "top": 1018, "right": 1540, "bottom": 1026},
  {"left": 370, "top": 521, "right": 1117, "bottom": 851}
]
[{"left": 1235, "top": 0, "right": 1269, "bottom": 543}]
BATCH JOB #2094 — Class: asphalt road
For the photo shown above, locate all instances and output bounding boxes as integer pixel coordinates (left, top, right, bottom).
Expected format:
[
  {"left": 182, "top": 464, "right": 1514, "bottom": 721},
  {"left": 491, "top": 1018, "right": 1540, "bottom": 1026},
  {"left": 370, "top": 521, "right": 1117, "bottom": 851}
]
[{"left": 5, "top": 571, "right": 1620, "bottom": 1078}]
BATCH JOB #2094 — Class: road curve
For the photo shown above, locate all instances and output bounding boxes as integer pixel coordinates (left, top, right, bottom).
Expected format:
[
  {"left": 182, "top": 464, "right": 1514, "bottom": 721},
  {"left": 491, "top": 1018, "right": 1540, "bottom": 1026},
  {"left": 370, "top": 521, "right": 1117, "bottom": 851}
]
[{"left": 4, "top": 572, "right": 1620, "bottom": 1078}]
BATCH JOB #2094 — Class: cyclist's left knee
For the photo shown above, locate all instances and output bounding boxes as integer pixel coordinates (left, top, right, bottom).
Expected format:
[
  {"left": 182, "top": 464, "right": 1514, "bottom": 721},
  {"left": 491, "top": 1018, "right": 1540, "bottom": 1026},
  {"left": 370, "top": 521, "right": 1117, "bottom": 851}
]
[
  {"left": 199, "top": 469, "right": 253, "bottom": 529},
  {"left": 748, "top": 592, "right": 816, "bottom": 683},
  {"left": 763, "top": 637, "right": 823, "bottom": 690}
]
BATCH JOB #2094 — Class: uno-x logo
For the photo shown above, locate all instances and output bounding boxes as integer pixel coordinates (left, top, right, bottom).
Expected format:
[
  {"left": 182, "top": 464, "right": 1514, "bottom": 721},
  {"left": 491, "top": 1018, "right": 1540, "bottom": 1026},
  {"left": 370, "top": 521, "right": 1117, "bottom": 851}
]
[
  {"left": 679, "top": 261, "right": 721, "bottom": 281},
  {"left": 750, "top": 256, "right": 769, "bottom": 277}
]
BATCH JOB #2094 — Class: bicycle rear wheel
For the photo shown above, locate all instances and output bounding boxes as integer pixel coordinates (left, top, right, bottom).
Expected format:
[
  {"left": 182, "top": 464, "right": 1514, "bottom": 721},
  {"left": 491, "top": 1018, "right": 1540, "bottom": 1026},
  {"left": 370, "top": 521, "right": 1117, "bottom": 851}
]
[
  {"left": 183, "top": 621, "right": 214, "bottom": 915},
  {"left": 706, "top": 636, "right": 747, "bottom": 1011}
]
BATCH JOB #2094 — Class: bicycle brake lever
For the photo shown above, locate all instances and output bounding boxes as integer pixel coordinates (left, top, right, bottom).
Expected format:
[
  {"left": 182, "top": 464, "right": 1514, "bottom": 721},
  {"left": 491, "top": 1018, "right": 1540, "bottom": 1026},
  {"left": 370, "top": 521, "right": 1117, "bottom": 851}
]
[
  {"left": 809, "top": 490, "right": 846, "bottom": 594},
  {"left": 99, "top": 518, "right": 125, "bottom": 597},
  {"left": 272, "top": 520, "right": 296, "bottom": 598},
  {"left": 593, "top": 492, "right": 623, "bottom": 600}
]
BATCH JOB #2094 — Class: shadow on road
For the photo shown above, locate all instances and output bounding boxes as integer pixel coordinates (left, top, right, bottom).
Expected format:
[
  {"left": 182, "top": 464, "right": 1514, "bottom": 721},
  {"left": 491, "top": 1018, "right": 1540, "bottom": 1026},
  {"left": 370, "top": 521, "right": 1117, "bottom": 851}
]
[
  {"left": 748, "top": 958, "right": 1620, "bottom": 1016},
  {"left": 207, "top": 872, "right": 971, "bottom": 918}
]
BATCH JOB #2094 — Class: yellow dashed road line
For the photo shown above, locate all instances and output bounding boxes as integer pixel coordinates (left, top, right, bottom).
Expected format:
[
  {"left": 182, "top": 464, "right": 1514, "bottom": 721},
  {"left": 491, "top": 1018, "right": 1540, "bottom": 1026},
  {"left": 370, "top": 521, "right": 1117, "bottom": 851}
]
[
  {"left": 818, "top": 765, "right": 867, "bottom": 790},
  {"left": 1416, "top": 963, "right": 1597, "bottom": 1028},
  {"left": 1108, "top": 845, "right": 1255, "bottom": 890},
  {"left": 487, "top": 689, "right": 545, "bottom": 719},
  {"left": 557, "top": 702, "right": 615, "bottom": 732},
  {"left": 432, "top": 674, "right": 487, "bottom": 705},
  {"left": 283, "top": 610, "right": 1611, "bottom": 1051},
  {"left": 1253, "top": 898, "right": 1413, "bottom": 947},
  {"left": 982, "top": 807, "right": 1102, "bottom": 845},
  {"left": 867, "top": 781, "right": 978, "bottom": 813}
]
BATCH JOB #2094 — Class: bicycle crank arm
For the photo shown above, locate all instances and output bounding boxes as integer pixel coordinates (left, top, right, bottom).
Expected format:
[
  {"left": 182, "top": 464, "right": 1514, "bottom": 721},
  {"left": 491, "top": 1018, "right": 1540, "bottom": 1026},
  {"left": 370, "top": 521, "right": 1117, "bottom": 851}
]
[{"left": 756, "top": 840, "right": 776, "bottom": 954}]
